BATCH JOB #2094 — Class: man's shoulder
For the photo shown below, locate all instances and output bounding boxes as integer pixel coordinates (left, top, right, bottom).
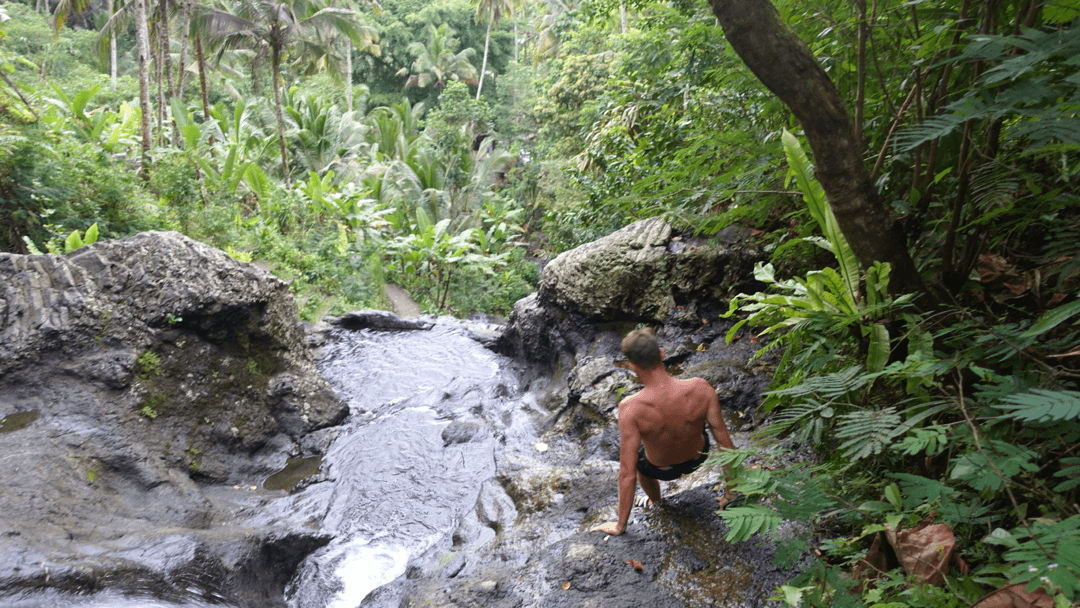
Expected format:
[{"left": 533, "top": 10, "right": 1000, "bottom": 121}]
[
  {"left": 680, "top": 376, "right": 714, "bottom": 392},
  {"left": 618, "top": 390, "right": 651, "bottom": 417},
  {"left": 618, "top": 390, "right": 644, "bottom": 409}
]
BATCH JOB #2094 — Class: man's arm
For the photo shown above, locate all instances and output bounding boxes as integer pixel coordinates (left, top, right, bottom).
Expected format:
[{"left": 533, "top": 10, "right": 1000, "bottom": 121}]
[
  {"left": 703, "top": 381, "right": 738, "bottom": 507},
  {"left": 590, "top": 400, "right": 640, "bottom": 535},
  {"left": 704, "top": 383, "right": 735, "bottom": 451}
]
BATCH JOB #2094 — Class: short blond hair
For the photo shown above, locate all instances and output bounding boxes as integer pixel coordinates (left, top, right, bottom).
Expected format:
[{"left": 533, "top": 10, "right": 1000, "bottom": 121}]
[{"left": 621, "top": 328, "right": 661, "bottom": 368}]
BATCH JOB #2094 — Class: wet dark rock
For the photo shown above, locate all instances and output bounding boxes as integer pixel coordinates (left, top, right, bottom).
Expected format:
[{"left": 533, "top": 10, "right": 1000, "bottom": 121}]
[
  {"left": 0, "top": 231, "right": 345, "bottom": 605},
  {"left": 442, "top": 420, "right": 483, "bottom": 446},
  {"left": 400, "top": 486, "right": 801, "bottom": 608},
  {"left": 329, "top": 310, "right": 435, "bottom": 331}
]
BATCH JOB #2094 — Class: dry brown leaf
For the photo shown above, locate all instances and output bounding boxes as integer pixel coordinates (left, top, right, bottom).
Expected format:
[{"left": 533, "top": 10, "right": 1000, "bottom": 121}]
[{"left": 973, "top": 583, "right": 1054, "bottom": 608}]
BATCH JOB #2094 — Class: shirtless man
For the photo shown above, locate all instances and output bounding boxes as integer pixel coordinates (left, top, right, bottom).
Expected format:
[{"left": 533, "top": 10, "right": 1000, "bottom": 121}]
[{"left": 590, "top": 328, "right": 736, "bottom": 536}]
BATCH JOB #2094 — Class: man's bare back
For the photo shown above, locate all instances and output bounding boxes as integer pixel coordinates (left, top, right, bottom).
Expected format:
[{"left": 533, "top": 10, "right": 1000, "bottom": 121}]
[
  {"left": 590, "top": 328, "right": 736, "bottom": 536},
  {"left": 623, "top": 376, "right": 717, "bottom": 467}
]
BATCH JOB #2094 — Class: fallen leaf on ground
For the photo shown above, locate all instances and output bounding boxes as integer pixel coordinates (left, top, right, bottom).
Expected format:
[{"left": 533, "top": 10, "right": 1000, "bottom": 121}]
[
  {"left": 973, "top": 583, "right": 1054, "bottom": 608},
  {"left": 624, "top": 559, "right": 644, "bottom": 571},
  {"left": 561, "top": 581, "right": 571, "bottom": 590}
]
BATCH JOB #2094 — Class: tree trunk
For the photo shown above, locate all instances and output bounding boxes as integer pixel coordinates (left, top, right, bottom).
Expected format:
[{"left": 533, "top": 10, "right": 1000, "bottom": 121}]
[
  {"left": 195, "top": 37, "right": 210, "bottom": 121},
  {"left": 134, "top": 0, "right": 154, "bottom": 179},
  {"left": 175, "top": 0, "right": 191, "bottom": 99},
  {"left": 620, "top": 2, "right": 627, "bottom": 34},
  {"left": 709, "top": 0, "right": 923, "bottom": 296},
  {"left": 345, "top": 39, "right": 353, "bottom": 113},
  {"left": 271, "top": 44, "right": 291, "bottom": 186},
  {"left": 1, "top": 71, "right": 40, "bottom": 121},
  {"left": 109, "top": 0, "right": 117, "bottom": 90},
  {"left": 476, "top": 18, "right": 492, "bottom": 100},
  {"left": 154, "top": 2, "right": 165, "bottom": 146},
  {"left": 195, "top": 36, "right": 213, "bottom": 151},
  {"left": 160, "top": 0, "right": 173, "bottom": 99}
]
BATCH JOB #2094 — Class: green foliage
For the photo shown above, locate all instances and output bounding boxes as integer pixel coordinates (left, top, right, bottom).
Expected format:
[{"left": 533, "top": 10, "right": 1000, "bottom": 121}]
[
  {"left": 894, "top": 20, "right": 1080, "bottom": 171},
  {"left": 994, "top": 389, "right": 1080, "bottom": 423},
  {"left": 718, "top": 505, "right": 783, "bottom": 543},
  {"left": 723, "top": 135, "right": 915, "bottom": 375},
  {"left": 0, "top": 127, "right": 153, "bottom": 253},
  {"left": 136, "top": 351, "right": 161, "bottom": 379}
]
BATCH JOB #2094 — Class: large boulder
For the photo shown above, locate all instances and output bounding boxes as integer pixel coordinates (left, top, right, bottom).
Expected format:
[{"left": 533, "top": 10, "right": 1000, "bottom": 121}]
[
  {"left": 496, "top": 218, "right": 763, "bottom": 367},
  {"left": 0, "top": 232, "right": 346, "bottom": 604}
]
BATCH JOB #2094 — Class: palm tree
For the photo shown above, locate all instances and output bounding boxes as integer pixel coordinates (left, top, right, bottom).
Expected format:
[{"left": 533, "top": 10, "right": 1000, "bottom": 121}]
[
  {"left": 52, "top": 0, "right": 116, "bottom": 89},
  {"left": 194, "top": 0, "right": 372, "bottom": 185},
  {"left": 96, "top": 0, "right": 153, "bottom": 174},
  {"left": 290, "top": 0, "right": 379, "bottom": 114},
  {"left": 472, "top": 0, "right": 512, "bottom": 100},
  {"left": 134, "top": 0, "right": 154, "bottom": 176},
  {"left": 397, "top": 24, "right": 478, "bottom": 90},
  {"left": 531, "top": 0, "right": 577, "bottom": 60}
]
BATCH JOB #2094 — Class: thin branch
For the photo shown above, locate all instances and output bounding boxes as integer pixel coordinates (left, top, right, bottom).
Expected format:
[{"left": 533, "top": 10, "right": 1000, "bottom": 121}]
[
  {"left": 0, "top": 72, "right": 40, "bottom": 121},
  {"left": 872, "top": 81, "right": 918, "bottom": 179},
  {"left": 954, "top": 371, "right": 1055, "bottom": 561}
]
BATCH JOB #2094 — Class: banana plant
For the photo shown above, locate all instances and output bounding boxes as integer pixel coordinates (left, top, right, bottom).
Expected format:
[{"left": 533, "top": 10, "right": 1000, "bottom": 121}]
[
  {"left": 193, "top": 100, "right": 264, "bottom": 196},
  {"left": 387, "top": 208, "right": 501, "bottom": 310},
  {"left": 42, "top": 86, "right": 139, "bottom": 153}
]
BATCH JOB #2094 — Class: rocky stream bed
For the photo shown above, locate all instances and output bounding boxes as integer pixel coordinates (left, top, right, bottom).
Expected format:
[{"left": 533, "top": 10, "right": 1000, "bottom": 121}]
[{"left": 0, "top": 219, "right": 802, "bottom": 607}]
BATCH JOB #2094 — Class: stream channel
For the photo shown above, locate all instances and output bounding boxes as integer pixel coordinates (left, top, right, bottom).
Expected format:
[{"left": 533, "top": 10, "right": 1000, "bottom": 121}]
[
  {"left": 10, "top": 317, "right": 533, "bottom": 608},
  {"left": 285, "top": 318, "right": 531, "bottom": 607}
]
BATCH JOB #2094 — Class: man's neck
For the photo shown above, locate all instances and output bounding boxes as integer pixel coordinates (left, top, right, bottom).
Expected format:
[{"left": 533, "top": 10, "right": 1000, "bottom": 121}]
[{"left": 636, "top": 365, "right": 672, "bottom": 388}]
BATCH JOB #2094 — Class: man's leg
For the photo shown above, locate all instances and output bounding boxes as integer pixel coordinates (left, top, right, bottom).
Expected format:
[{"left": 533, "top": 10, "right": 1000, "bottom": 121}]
[{"left": 637, "top": 471, "right": 662, "bottom": 506}]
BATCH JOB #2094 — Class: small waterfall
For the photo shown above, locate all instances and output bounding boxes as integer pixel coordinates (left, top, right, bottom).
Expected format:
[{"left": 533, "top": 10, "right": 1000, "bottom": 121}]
[{"left": 285, "top": 319, "right": 531, "bottom": 608}]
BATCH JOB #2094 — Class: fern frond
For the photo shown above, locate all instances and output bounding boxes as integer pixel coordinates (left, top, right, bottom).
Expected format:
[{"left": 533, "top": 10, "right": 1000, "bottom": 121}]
[
  {"left": 718, "top": 505, "right": 783, "bottom": 543},
  {"left": 1054, "top": 456, "right": 1080, "bottom": 493},
  {"left": 765, "top": 398, "right": 834, "bottom": 443},
  {"left": 766, "top": 366, "right": 868, "bottom": 400},
  {"left": 776, "top": 472, "right": 838, "bottom": 522},
  {"left": 1005, "top": 515, "right": 1080, "bottom": 599},
  {"left": 950, "top": 440, "right": 1039, "bottom": 491},
  {"left": 995, "top": 388, "right": 1080, "bottom": 423},
  {"left": 894, "top": 111, "right": 970, "bottom": 152},
  {"left": 835, "top": 407, "right": 903, "bottom": 460}
]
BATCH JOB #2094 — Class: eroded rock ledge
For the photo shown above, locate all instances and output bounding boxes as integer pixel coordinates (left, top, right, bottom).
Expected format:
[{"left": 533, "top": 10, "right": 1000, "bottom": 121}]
[{"left": 0, "top": 231, "right": 345, "bottom": 605}]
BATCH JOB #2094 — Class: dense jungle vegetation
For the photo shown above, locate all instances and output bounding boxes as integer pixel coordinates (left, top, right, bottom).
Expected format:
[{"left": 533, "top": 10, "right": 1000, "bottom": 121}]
[{"left": 1, "top": 0, "right": 1078, "bottom": 605}]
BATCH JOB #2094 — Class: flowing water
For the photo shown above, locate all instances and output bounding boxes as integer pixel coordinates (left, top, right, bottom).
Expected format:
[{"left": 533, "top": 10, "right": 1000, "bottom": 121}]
[{"left": 285, "top": 319, "right": 534, "bottom": 607}]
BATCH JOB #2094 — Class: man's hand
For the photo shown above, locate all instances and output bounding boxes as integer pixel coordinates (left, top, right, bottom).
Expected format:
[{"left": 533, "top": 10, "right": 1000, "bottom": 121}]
[{"left": 589, "top": 521, "right": 625, "bottom": 535}]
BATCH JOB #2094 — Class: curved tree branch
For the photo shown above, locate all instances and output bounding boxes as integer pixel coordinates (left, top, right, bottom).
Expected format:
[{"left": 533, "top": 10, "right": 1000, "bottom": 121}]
[{"left": 709, "top": 0, "right": 925, "bottom": 298}]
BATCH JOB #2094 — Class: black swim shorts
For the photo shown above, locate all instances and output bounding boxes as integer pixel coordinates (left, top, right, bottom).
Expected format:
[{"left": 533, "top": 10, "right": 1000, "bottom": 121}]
[{"left": 636, "top": 427, "right": 710, "bottom": 481}]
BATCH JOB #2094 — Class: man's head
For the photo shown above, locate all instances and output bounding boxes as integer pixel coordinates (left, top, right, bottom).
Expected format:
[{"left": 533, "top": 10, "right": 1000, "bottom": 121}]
[{"left": 621, "top": 328, "right": 662, "bottom": 369}]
